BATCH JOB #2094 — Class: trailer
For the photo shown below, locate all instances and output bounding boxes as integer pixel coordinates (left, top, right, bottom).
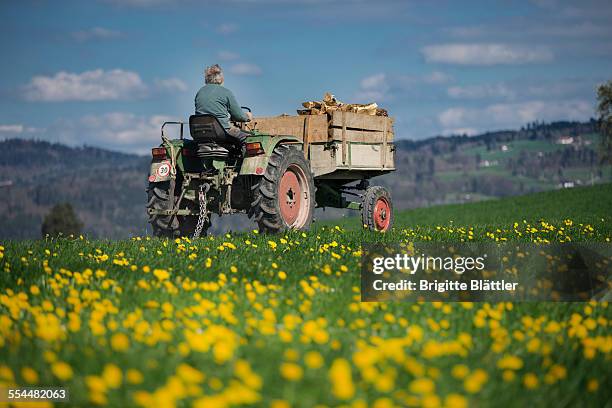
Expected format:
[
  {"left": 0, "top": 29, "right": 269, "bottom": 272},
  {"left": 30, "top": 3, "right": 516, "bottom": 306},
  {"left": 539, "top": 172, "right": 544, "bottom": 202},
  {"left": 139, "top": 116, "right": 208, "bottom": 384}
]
[
  {"left": 146, "top": 107, "right": 396, "bottom": 237},
  {"left": 245, "top": 111, "right": 395, "bottom": 178}
]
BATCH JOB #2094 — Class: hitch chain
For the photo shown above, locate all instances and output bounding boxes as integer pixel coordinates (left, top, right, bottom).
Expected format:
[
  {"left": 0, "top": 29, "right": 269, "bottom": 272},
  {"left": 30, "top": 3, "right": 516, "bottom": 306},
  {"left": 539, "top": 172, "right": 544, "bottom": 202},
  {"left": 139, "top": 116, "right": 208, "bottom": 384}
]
[{"left": 193, "top": 184, "right": 210, "bottom": 239}]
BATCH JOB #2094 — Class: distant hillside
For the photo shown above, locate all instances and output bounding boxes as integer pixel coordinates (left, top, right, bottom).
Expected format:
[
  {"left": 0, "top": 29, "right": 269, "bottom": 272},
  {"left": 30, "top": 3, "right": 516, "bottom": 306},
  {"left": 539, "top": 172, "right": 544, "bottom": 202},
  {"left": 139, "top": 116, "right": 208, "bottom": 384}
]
[
  {"left": 0, "top": 139, "right": 149, "bottom": 239},
  {"left": 327, "top": 182, "right": 612, "bottom": 234},
  {"left": 0, "top": 120, "right": 610, "bottom": 239},
  {"left": 376, "top": 120, "right": 611, "bottom": 209}
]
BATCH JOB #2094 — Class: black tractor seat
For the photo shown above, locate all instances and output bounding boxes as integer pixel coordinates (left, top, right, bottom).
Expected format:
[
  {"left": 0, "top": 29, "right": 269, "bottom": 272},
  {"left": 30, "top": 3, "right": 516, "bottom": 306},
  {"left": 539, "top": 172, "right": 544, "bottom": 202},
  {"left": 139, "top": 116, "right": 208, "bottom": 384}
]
[{"left": 189, "top": 114, "right": 242, "bottom": 160}]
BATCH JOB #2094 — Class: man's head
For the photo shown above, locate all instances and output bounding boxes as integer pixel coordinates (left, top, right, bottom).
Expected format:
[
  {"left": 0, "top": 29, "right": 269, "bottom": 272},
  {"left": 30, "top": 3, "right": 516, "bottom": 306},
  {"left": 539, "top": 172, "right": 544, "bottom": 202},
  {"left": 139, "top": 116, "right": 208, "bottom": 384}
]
[{"left": 205, "top": 64, "right": 224, "bottom": 85}]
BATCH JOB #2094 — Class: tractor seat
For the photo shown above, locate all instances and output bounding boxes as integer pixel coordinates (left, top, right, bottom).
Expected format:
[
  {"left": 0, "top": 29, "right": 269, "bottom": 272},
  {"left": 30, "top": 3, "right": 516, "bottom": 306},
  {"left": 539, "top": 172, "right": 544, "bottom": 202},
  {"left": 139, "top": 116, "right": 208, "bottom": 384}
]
[
  {"left": 189, "top": 114, "right": 241, "bottom": 160},
  {"left": 189, "top": 114, "right": 239, "bottom": 144}
]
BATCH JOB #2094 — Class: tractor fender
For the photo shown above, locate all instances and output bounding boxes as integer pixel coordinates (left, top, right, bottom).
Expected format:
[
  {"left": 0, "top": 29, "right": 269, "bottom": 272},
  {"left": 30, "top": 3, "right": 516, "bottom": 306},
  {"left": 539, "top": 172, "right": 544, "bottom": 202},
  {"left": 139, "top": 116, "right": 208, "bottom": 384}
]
[
  {"left": 239, "top": 135, "right": 302, "bottom": 176},
  {"left": 148, "top": 139, "right": 185, "bottom": 183}
]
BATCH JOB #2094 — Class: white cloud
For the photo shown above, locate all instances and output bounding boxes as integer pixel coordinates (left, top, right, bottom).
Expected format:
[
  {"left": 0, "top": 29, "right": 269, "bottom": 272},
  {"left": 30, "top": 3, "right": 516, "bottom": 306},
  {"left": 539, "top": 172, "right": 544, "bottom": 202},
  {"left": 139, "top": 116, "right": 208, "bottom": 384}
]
[
  {"left": 354, "top": 71, "right": 452, "bottom": 102},
  {"left": 447, "top": 78, "right": 598, "bottom": 101},
  {"left": 23, "top": 69, "right": 147, "bottom": 102},
  {"left": 438, "top": 108, "right": 469, "bottom": 128},
  {"left": 228, "top": 63, "right": 262, "bottom": 76},
  {"left": 356, "top": 73, "right": 390, "bottom": 101},
  {"left": 447, "top": 83, "right": 516, "bottom": 100},
  {"left": 72, "top": 27, "right": 122, "bottom": 42},
  {"left": 154, "top": 77, "right": 188, "bottom": 92},
  {"left": 22, "top": 69, "right": 188, "bottom": 101},
  {"left": 49, "top": 113, "right": 178, "bottom": 154},
  {"left": 0, "top": 124, "right": 25, "bottom": 133},
  {"left": 449, "top": 21, "right": 612, "bottom": 40},
  {"left": 0, "top": 124, "right": 43, "bottom": 135},
  {"left": 438, "top": 99, "right": 593, "bottom": 134},
  {"left": 217, "top": 51, "right": 240, "bottom": 61},
  {"left": 217, "top": 23, "right": 238, "bottom": 35},
  {"left": 360, "top": 73, "right": 387, "bottom": 90},
  {"left": 423, "top": 71, "right": 452, "bottom": 84},
  {"left": 422, "top": 43, "right": 554, "bottom": 65}
]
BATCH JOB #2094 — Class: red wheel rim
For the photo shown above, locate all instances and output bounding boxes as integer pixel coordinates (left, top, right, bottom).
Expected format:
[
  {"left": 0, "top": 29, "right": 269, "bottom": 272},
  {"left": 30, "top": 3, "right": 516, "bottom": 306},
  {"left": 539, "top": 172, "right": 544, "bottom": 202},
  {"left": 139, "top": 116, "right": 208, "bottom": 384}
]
[
  {"left": 279, "top": 169, "right": 301, "bottom": 225},
  {"left": 373, "top": 197, "right": 391, "bottom": 231}
]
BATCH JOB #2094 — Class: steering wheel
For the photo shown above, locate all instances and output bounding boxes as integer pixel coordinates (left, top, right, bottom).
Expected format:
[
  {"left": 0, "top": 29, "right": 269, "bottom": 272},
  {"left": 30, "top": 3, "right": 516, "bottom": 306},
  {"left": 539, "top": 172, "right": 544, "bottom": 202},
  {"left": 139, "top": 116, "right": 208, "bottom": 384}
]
[{"left": 233, "top": 106, "right": 253, "bottom": 129}]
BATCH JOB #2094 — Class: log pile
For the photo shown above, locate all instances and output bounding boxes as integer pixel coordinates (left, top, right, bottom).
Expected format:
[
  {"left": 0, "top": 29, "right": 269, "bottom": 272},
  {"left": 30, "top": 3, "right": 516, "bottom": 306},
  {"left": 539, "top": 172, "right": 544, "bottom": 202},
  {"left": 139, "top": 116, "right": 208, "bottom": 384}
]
[{"left": 298, "top": 92, "right": 388, "bottom": 117}]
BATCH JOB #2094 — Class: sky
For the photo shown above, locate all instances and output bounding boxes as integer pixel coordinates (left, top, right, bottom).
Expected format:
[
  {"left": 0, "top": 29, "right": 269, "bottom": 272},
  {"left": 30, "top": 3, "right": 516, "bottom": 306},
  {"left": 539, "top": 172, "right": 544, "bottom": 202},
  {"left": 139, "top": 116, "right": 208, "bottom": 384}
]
[{"left": 0, "top": 0, "right": 611, "bottom": 154}]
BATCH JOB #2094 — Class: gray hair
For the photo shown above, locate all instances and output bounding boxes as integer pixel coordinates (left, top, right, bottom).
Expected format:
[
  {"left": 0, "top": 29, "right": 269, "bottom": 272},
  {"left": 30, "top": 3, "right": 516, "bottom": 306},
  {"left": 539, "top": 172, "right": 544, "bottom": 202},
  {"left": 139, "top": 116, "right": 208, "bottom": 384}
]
[{"left": 205, "top": 64, "right": 224, "bottom": 84}]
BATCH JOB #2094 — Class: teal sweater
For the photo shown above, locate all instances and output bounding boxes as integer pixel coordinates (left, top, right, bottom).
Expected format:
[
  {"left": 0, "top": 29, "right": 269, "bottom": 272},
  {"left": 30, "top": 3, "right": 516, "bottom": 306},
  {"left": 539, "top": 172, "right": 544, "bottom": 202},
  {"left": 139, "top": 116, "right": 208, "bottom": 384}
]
[{"left": 194, "top": 84, "right": 249, "bottom": 130}]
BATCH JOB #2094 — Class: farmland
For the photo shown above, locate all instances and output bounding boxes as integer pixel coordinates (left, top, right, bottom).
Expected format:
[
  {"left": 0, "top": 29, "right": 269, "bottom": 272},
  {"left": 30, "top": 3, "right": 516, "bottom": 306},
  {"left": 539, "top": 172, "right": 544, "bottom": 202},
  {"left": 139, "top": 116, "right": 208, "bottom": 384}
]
[
  {"left": 2, "top": 120, "right": 611, "bottom": 240},
  {"left": 1, "top": 184, "right": 611, "bottom": 407}
]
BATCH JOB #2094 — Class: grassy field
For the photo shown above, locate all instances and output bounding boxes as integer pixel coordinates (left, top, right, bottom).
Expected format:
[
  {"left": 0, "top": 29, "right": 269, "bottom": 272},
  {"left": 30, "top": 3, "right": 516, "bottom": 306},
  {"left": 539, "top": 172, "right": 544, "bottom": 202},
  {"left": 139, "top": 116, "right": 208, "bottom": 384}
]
[{"left": 0, "top": 184, "right": 611, "bottom": 407}]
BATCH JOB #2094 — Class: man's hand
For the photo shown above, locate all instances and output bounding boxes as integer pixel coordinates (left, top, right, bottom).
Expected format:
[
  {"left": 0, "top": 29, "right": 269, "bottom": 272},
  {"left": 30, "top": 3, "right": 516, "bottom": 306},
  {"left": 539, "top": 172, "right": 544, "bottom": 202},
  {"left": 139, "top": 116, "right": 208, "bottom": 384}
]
[{"left": 246, "top": 111, "right": 253, "bottom": 121}]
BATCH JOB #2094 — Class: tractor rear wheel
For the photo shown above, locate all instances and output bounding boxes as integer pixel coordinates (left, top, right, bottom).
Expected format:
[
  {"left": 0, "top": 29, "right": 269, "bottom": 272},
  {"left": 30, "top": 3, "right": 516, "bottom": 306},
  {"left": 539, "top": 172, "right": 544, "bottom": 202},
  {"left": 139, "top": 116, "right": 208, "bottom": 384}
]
[
  {"left": 361, "top": 186, "right": 393, "bottom": 232},
  {"left": 251, "top": 144, "right": 315, "bottom": 233},
  {"left": 147, "top": 180, "right": 203, "bottom": 238}
]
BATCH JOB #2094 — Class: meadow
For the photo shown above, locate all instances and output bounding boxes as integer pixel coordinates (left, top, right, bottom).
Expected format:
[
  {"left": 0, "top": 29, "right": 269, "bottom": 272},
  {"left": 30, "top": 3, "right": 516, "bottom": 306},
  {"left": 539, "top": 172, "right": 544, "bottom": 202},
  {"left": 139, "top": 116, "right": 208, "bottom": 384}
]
[{"left": 0, "top": 184, "right": 611, "bottom": 407}]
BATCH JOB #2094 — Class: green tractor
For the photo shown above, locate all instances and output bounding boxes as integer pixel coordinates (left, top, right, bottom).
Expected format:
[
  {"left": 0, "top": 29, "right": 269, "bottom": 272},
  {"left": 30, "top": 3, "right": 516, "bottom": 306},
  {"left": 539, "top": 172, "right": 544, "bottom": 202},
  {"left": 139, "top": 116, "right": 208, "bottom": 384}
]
[{"left": 146, "top": 109, "right": 395, "bottom": 237}]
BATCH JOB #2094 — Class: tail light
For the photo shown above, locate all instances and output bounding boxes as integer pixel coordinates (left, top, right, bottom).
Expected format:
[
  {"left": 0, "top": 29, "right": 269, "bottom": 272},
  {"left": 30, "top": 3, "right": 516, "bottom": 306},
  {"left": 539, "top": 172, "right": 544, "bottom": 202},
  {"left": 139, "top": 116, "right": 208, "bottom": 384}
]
[
  {"left": 151, "top": 147, "right": 167, "bottom": 159},
  {"left": 182, "top": 148, "right": 194, "bottom": 157},
  {"left": 245, "top": 142, "right": 265, "bottom": 156}
]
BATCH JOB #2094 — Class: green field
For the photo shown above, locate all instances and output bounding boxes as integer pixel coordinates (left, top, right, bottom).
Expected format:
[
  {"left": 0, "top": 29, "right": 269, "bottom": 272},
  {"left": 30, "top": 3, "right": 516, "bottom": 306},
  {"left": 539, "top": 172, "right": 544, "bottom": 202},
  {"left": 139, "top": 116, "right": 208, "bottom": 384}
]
[{"left": 1, "top": 184, "right": 610, "bottom": 407}]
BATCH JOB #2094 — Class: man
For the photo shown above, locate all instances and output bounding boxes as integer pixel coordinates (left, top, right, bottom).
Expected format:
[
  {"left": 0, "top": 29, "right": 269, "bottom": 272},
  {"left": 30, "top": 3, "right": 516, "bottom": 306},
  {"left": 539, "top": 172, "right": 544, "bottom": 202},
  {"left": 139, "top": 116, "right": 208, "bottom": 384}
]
[{"left": 195, "top": 64, "right": 253, "bottom": 152}]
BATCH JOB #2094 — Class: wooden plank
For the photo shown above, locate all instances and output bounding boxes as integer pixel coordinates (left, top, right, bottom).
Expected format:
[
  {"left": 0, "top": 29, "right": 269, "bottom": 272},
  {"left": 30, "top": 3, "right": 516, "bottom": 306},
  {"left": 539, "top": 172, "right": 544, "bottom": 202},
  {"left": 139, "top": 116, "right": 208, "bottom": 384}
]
[
  {"left": 328, "top": 128, "right": 394, "bottom": 143},
  {"left": 345, "top": 144, "right": 391, "bottom": 169},
  {"left": 382, "top": 118, "right": 387, "bottom": 169},
  {"left": 330, "top": 111, "right": 394, "bottom": 132},
  {"left": 308, "top": 143, "right": 337, "bottom": 177},
  {"left": 341, "top": 111, "right": 347, "bottom": 165},
  {"left": 246, "top": 115, "right": 328, "bottom": 141},
  {"left": 247, "top": 113, "right": 393, "bottom": 143},
  {"left": 303, "top": 115, "right": 310, "bottom": 156}
]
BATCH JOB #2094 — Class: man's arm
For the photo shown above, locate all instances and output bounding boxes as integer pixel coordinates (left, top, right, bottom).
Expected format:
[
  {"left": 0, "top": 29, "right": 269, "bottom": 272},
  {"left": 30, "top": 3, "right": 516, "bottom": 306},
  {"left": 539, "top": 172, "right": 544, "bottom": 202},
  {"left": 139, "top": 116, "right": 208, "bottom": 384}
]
[{"left": 227, "top": 90, "right": 250, "bottom": 123}]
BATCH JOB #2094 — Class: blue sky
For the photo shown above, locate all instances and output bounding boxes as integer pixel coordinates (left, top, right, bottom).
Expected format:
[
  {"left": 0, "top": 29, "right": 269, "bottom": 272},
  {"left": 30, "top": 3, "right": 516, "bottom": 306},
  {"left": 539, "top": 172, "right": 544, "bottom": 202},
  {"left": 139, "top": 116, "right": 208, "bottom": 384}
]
[{"left": 0, "top": 0, "right": 611, "bottom": 153}]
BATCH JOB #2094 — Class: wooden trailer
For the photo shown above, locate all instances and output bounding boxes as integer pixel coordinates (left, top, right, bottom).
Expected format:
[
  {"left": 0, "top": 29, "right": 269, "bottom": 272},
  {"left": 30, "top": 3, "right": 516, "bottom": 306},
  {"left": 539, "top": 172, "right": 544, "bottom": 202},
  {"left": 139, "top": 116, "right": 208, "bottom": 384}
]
[{"left": 244, "top": 111, "right": 395, "bottom": 180}]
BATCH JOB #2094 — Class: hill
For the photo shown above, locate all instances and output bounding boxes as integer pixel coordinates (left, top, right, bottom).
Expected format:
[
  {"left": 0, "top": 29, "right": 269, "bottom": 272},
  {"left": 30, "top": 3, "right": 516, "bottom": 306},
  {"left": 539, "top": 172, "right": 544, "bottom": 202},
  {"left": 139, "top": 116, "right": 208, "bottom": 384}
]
[
  {"left": 380, "top": 120, "right": 611, "bottom": 208},
  {"left": 330, "top": 183, "right": 612, "bottom": 239},
  {"left": 0, "top": 120, "right": 610, "bottom": 239},
  {"left": 0, "top": 139, "right": 149, "bottom": 239}
]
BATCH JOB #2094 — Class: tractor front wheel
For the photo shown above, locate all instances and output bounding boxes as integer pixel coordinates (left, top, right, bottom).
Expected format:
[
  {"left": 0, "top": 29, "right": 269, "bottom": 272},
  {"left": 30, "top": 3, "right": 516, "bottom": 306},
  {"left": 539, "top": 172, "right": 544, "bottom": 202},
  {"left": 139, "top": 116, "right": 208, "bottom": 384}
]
[
  {"left": 251, "top": 145, "right": 315, "bottom": 233},
  {"left": 361, "top": 186, "right": 393, "bottom": 232}
]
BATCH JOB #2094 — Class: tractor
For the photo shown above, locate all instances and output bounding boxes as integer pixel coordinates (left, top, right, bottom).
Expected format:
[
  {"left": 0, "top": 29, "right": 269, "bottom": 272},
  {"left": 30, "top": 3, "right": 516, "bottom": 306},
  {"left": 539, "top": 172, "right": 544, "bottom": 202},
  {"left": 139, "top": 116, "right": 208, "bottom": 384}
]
[{"left": 146, "top": 108, "right": 395, "bottom": 237}]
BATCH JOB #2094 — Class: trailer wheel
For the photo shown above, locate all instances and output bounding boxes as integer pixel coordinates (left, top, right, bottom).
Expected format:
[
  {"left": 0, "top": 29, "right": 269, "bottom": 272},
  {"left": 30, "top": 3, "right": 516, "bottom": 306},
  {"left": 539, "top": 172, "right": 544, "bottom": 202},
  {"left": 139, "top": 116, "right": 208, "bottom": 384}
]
[
  {"left": 251, "top": 144, "right": 315, "bottom": 233},
  {"left": 147, "top": 180, "right": 203, "bottom": 238},
  {"left": 361, "top": 186, "right": 393, "bottom": 232}
]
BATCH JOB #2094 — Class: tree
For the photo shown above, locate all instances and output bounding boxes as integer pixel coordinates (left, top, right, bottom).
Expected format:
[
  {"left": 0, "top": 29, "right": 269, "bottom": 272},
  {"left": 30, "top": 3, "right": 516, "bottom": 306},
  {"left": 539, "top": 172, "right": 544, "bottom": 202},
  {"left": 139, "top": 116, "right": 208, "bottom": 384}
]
[
  {"left": 596, "top": 80, "right": 612, "bottom": 164},
  {"left": 41, "top": 203, "right": 83, "bottom": 238}
]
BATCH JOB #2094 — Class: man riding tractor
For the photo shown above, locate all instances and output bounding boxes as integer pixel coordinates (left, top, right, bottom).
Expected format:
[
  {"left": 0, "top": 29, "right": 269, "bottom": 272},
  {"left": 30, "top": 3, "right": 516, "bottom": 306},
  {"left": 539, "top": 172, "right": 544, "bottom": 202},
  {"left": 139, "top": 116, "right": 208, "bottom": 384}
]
[
  {"left": 146, "top": 64, "right": 394, "bottom": 237},
  {"left": 195, "top": 64, "right": 252, "bottom": 156}
]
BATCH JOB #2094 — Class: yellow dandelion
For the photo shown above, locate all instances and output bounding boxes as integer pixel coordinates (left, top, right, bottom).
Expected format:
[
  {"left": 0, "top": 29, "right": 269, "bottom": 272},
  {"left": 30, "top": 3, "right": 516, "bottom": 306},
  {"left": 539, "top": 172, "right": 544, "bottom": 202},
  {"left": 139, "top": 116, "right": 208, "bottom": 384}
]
[
  {"left": 304, "top": 351, "right": 324, "bottom": 369},
  {"left": 409, "top": 377, "right": 435, "bottom": 395},
  {"left": 102, "top": 364, "right": 122, "bottom": 388},
  {"left": 329, "top": 358, "right": 355, "bottom": 400},
  {"left": 280, "top": 362, "right": 303, "bottom": 381},
  {"left": 126, "top": 369, "right": 144, "bottom": 385},
  {"left": 110, "top": 332, "right": 130, "bottom": 352},
  {"left": 51, "top": 361, "right": 73, "bottom": 381},
  {"left": 445, "top": 393, "right": 468, "bottom": 408},
  {"left": 523, "top": 373, "right": 539, "bottom": 389},
  {"left": 21, "top": 366, "right": 39, "bottom": 384}
]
